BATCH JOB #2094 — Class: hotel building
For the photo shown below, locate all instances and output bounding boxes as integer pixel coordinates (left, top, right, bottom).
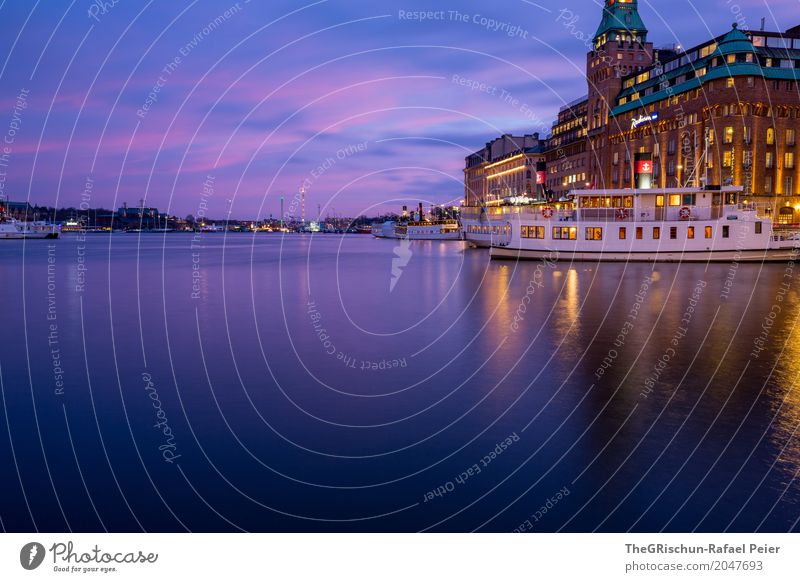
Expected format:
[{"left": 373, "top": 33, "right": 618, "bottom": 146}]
[
  {"left": 464, "top": 133, "right": 545, "bottom": 206},
  {"left": 468, "top": 0, "right": 800, "bottom": 223}
]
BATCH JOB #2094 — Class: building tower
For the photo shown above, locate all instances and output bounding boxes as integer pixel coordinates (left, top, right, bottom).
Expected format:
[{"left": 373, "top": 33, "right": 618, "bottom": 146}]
[{"left": 587, "top": 0, "right": 653, "bottom": 188}]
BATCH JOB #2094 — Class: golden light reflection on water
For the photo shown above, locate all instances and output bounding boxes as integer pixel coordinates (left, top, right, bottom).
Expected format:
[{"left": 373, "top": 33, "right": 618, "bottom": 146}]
[
  {"left": 547, "top": 269, "right": 581, "bottom": 346},
  {"left": 766, "top": 292, "right": 800, "bottom": 482}
]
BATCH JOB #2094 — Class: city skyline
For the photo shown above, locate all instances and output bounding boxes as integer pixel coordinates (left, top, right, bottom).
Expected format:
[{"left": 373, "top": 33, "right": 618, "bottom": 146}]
[{"left": 0, "top": 0, "right": 798, "bottom": 218}]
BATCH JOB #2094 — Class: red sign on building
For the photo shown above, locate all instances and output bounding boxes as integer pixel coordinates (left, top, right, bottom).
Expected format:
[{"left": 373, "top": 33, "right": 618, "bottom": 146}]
[{"left": 636, "top": 160, "right": 653, "bottom": 174}]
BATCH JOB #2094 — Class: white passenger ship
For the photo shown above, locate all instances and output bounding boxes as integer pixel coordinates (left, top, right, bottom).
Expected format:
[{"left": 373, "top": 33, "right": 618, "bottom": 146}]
[
  {"left": 0, "top": 219, "right": 61, "bottom": 240},
  {"left": 394, "top": 219, "right": 461, "bottom": 241},
  {"left": 490, "top": 187, "right": 799, "bottom": 262}
]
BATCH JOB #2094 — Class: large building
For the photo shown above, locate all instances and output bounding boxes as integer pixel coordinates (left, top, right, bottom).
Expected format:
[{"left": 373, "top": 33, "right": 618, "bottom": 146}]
[
  {"left": 589, "top": 0, "right": 800, "bottom": 218},
  {"left": 464, "top": 133, "right": 545, "bottom": 206}
]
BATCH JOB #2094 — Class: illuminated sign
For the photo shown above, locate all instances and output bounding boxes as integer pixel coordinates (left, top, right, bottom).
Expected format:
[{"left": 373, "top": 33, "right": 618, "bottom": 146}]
[
  {"left": 631, "top": 112, "right": 659, "bottom": 129},
  {"left": 636, "top": 160, "right": 653, "bottom": 174},
  {"left": 536, "top": 171, "right": 546, "bottom": 185}
]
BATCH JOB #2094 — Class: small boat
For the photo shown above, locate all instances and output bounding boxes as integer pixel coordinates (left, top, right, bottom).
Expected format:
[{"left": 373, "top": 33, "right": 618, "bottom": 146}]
[{"left": 0, "top": 219, "right": 61, "bottom": 239}]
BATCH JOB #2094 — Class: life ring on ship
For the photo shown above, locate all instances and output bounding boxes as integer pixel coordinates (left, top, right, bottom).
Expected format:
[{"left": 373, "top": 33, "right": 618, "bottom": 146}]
[
  {"left": 616, "top": 208, "right": 629, "bottom": 220},
  {"left": 541, "top": 206, "right": 554, "bottom": 219},
  {"left": 679, "top": 206, "right": 691, "bottom": 220}
]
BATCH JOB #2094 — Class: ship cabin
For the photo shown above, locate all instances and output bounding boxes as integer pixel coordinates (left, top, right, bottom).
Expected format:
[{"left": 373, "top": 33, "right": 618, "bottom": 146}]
[{"left": 573, "top": 186, "right": 762, "bottom": 223}]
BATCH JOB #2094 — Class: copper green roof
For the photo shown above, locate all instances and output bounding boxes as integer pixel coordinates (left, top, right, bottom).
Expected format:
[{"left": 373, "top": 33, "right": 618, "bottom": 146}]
[{"left": 594, "top": 0, "right": 648, "bottom": 41}]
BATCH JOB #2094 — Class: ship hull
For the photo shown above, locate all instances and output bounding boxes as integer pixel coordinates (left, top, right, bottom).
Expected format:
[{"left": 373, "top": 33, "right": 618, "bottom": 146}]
[
  {"left": 0, "top": 231, "right": 60, "bottom": 240},
  {"left": 491, "top": 246, "right": 798, "bottom": 263}
]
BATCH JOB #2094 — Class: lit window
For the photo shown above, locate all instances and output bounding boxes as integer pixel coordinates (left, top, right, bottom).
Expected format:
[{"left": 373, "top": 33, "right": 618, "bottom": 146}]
[
  {"left": 669, "top": 194, "right": 682, "bottom": 206},
  {"left": 767, "top": 128, "right": 775, "bottom": 145},
  {"left": 705, "top": 226, "right": 713, "bottom": 239},
  {"left": 726, "top": 77, "right": 735, "bottom": 87},
  {"left": 723, "top": 151, "right": 733, "bottom": 167},
  {"left": 766, "top": 152, "right": 774, "bottom": 168},
  {"left": 619, "top": 227, "right": 627, "bottom": 240},
  {"left": 787, "top": 129, "right": 796, "bottom": 146},
  {"left": 653, "top": 227, "right": 661, "bottom": 239},
  {"left": 553, "top": 227, "right": 577, "bottom": 240},
  {"left": 636, "top": 227, "right": 643, "bottom": 240},
  {"left": 585, "top": 227, "right": 603, "bottom": 241},
  {"left": 656, "top": 195, "right": 665, "bottom": 208},
  {"left": 786, "top": 153, "right": 795, "bottom": 169}
]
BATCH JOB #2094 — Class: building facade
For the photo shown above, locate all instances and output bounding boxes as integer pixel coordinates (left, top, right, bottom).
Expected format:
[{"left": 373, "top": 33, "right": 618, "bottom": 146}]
[
  {"left": 590, "top": 0, "right": 800, "bottom": 222},
  {"left": 607, "top": 21, "right": 800, "bottom": 222},
  {"left": 545, "top": 97, "right": 589, "bottom": 198}
]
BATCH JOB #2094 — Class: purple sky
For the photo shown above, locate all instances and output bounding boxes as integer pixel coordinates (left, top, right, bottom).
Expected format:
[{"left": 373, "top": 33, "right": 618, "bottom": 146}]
[{"left": 0, "top": 0, "right": 798, "bottom": 219}]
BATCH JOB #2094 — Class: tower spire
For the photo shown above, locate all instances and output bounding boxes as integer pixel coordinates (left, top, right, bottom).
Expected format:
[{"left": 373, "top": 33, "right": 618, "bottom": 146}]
[{"left": 594, "top": 0, "right": 648, "bottom": 47}]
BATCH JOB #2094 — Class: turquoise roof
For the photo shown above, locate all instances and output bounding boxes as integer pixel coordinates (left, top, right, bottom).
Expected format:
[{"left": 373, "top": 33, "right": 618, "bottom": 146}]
[
  {"left": 609, "top": 23, "right": 800, "bottom": 118},
  {"left": 594, "top": 0, "right": 647, "bottom": 41},
  {"left": 709, "top": 24, "right": 754, "bottom": 58},
  {"left": 610, "top": 63, "right": 799, "bottom": 117}
]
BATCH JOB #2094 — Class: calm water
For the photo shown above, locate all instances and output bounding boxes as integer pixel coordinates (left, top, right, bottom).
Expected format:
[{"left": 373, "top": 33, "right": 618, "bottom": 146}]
[{"left": 0, "top": 233, "right": 799, "bottom": 532}]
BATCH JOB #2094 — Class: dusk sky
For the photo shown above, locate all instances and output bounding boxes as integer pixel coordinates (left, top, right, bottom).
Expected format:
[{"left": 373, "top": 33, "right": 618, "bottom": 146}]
[{"left": 1, "top": 0, "right": 798, "bottom": 219}]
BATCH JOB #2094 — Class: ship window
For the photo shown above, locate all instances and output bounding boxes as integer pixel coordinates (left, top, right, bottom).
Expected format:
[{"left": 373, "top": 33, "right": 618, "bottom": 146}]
[
  {"left": 670, "top": 227, "right": 678, "bottom": 239},
  {"left": 522, "top": 226, "right": 545, "bottom": 239},
  {"left": 624, "top": 196, "right": 634, "bottom": 208},
  {"left": 636, "top": 227, "right": 643, "bottom": 240},
  {"left": 612, "top": 196, "right": 622, "bottom": 207},
  {"left": 656, "top": 195, "right": 665, "bottom": 208},
  {"left": 553, "top": 227, "right": 577, "bottom": 240},
  {"left": 585, "top": 227, "right": 603, "bottom": 241},
  {"left": 683, "top": 194, "right": 696, "bottom": 205},
  {"left": 619, "top": 227, "right": 627, "bottom": 240},
  {"left": 705, "top": 226, "right": 713, "bottom": 239},
  {"left": 653, "top": 227, "right": 661, "bottom": 239},
  {"left": 687, "top": 226, "right": 695, "bottom": 239},
  {"left": 669, "top": 194, "right": 681, "bottom": 206},
  {"left": 755, "top": 222, "right": 763, "bottom": 234}
]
